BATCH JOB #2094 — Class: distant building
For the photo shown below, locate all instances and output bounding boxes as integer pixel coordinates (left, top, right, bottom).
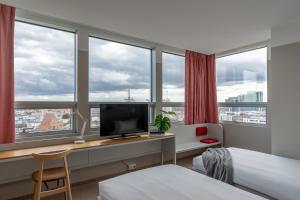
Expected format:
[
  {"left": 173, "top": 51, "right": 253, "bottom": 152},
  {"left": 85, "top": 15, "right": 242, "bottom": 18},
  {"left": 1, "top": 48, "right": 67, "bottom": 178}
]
[
  {"left": 124, "top": 88, "right": 135, "bottom": 102},
  {"left": 38, "top": 113, "right": 64, "bottom": 131},
  {"left": 163, "top": 90, "right": 170, "bottom": 102},
  {"left": 225, "top": 91, "right": 263, "bottom": 103},
  {"left": 225, "top": 91, "right": 263, "bottom": 112}
]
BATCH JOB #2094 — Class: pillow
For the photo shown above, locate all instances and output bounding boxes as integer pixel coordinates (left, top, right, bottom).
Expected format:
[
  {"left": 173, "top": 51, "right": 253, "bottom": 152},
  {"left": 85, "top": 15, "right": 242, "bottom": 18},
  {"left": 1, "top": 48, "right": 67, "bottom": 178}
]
[
  {"left": 196, "top": 127, "right": 207, "bottom": 136},
  {"left": 200, "top": 138, "right": 219, "bottom": 144}
]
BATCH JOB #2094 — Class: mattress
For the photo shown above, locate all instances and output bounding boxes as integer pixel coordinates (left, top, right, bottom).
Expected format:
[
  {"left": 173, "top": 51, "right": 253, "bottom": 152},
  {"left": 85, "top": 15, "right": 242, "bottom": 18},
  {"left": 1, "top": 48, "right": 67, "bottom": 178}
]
[
  {"left": 98, "top": 164, "right": 267, "bottom": 200},
  {"left": 193, "top": 148, "right": 300, "bottom": 200}
]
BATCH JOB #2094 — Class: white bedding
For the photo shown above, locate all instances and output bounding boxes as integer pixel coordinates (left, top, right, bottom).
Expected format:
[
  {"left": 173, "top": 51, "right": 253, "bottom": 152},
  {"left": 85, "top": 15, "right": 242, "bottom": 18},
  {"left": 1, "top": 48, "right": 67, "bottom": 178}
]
[
  {"left": 193, "top": 147, "right": 300, "bottom": 200},
  {"left": 98, "top": 164, "right": 267, "bottom": 200}
]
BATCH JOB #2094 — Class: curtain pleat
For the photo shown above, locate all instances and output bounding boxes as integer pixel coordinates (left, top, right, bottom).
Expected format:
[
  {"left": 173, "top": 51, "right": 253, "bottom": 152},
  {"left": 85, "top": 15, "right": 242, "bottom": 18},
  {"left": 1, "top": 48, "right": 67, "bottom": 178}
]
[
  {"left": 0, "top": 3, "right": 16, "bottom": 143},
  {"left": 185, "top": 50, "right": 218, "bottom": 125}
]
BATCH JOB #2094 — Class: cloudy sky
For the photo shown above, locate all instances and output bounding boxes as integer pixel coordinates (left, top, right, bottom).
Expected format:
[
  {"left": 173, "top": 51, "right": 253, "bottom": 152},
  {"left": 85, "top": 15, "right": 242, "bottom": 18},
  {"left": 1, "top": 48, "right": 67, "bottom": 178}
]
[
  {"left": 14, "top": 21, "right": 266, "bottom": 103},
  {"left": 162, "top": 53, "right": 185, "bottom": 102},
  {"left": 14, "top": 21, "right": 75, "bottom": 101},
  {"left": 14, "top": 21, "right": 185, "bottom": 102},
  {"left": 217, "top": 48, "right": 267, "bottom": 102},
  {"left": 89, "top": 37, "right": 151, "bottom": 102}
]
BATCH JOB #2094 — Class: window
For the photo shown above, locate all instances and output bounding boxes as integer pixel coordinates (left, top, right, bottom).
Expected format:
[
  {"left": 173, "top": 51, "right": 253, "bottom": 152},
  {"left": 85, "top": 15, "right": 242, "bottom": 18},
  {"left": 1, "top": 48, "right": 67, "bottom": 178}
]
[
  {"left": 217, "top": 47, "right": 267, "bottom": 124},
  {"left": 14, "top": 21, "right": 76, "bottom": 135},
  {"left": 90, "top": 107, "right": 100, "bottom": 129},
  {"left": 162, "top": 106, "right": 184, "bottom": 123},
  {"left": 89, "top": 37, "right": 152, "bottom": 102},
  {"left": 162, "top": 52, "right": 185, "bottom": 122},
  {"left": 162, "top": 53, "right": 185, "bottom": 102},
  {"left": 15, "top": 109, "right": 73, "bottom": 134}
]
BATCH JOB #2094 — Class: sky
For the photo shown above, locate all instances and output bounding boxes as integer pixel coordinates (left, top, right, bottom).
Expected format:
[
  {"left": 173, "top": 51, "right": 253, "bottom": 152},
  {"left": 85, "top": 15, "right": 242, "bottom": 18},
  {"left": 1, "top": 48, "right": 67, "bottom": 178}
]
[
  {"left": 162, "top": 53, "right": 185, "bottom": 102},
  {"left": 217, "top": 48, "right": 267, "bottom": 102},
  {"left": 89, "top": 37, "right": 151, "bottom": 102},
  {"left": 14, "top": 21, "right": 75, "bottom": 101},
  {"left": 14, "top": 21, "right": 185, "bottom": 102},
  {"left": 14, "top": 21, "right": 267, "bottom": 103}
]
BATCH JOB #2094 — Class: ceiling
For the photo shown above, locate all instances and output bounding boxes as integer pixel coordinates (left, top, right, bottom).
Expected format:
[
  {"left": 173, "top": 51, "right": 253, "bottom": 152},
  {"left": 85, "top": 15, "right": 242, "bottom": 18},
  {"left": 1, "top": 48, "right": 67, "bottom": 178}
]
[{"left": 4, "top": 0, "right": 300, "bottom": 53}]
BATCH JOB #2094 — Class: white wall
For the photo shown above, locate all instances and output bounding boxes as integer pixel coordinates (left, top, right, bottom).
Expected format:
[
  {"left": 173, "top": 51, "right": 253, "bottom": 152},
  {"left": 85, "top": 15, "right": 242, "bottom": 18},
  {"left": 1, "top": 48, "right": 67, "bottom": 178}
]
[
  {"left": 271, "top": 42, "right": 300, "bottom": 159},
  {"left": 223, "top": 124, "right": 271, "bottom": 153},
  {"left": 270, "top": 20, "right": 300, "bottom": 159}
]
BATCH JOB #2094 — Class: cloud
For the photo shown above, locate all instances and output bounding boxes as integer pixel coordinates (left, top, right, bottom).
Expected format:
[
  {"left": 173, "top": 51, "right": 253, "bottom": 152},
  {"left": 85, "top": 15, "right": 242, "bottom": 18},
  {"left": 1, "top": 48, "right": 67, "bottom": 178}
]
[
  {"left": 89, "top": 37, "right": 152, "bottom": 101},
  {"left": 14, "top": 21, "right": 75, "bottom": 101},
  {"left": 162, "top": 53, "right": 185, "bottom": 87},
  {"left": 14, "top": 21, "right": 266, "bottom": 103},
  {"left": 217, "top": 48, "right": 267, "bottom": 86}
]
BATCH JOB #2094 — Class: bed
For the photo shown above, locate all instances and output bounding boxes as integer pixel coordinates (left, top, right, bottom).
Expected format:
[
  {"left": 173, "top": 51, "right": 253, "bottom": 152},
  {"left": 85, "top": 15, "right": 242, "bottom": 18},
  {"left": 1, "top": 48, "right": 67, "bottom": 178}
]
[
  {"left": 98, "top": 164, "right": 267, "bottom": 200},
  {"left": 193, "top": 147, "right": 300, "bottom": 200}
]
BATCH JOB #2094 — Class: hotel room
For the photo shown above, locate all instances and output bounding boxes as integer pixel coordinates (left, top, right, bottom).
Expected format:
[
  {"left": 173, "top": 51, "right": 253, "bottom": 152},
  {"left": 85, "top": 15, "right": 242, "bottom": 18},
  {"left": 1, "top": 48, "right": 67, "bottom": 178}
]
[{"left": 0, "top": 0, "right": 300, "bottom": 200}]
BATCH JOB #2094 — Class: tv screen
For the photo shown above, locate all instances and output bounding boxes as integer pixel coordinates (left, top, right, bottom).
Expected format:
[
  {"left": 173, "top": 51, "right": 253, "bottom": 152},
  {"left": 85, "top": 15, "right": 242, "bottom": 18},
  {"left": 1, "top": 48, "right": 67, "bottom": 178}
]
[{"left": 100, "top": 104, "right": 149, "bottom": 137}]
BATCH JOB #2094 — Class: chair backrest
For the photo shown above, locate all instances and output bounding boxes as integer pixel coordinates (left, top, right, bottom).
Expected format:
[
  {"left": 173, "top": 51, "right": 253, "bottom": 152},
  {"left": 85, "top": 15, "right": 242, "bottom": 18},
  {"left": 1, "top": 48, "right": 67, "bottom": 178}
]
[{"left": 32, "top": 149, "right": 70, "bottom": 160}]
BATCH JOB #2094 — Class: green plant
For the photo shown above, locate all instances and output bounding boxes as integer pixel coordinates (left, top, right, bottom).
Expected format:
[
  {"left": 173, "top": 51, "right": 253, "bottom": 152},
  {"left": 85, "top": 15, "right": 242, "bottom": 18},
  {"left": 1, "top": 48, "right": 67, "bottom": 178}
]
[{"left": 154, "top": 109, "right": 176, "bottom": 133}]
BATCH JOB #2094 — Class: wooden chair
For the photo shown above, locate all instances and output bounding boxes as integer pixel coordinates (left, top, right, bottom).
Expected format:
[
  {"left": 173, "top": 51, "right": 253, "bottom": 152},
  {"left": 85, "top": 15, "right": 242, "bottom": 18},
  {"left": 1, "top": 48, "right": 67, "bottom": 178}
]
[{"left": 32, "top": 149, "right": 72, "bottom": 200}]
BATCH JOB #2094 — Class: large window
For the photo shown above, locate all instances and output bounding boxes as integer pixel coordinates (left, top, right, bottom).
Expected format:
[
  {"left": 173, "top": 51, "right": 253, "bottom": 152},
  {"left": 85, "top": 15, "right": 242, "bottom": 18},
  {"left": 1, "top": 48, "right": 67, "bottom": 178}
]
[
  {"left": 89, "top": 37, "right": 152, "bottom": 102},
  {"left": 217, "top": 47, "right": 267, "bottom": 124},
  {"left": 162, "top": 52, "right": 185, "bottom": 122},
  {"left": 14, "top": 21, "right": 76, "bottom": 135}
]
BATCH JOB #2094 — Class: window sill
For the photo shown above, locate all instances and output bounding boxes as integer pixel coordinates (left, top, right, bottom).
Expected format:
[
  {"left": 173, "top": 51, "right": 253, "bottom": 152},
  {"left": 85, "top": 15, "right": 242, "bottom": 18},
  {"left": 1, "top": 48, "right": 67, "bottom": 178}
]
[{"left": 220, "top": 121, "right": 268, "bottom": 128}]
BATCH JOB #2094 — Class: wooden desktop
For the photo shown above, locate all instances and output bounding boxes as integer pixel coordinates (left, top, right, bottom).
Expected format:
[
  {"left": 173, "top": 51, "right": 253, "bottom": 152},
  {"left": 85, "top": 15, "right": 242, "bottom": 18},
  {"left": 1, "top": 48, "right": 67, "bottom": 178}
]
[{"left": 0, "top": 133, "right": 175, "bottom": 161}]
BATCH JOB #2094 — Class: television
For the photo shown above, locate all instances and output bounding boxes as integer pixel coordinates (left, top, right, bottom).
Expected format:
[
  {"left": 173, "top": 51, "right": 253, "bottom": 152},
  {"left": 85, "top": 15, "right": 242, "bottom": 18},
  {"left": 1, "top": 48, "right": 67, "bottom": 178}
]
[{"left": 100, "top": 104, "right": 149, "bottom": 137}]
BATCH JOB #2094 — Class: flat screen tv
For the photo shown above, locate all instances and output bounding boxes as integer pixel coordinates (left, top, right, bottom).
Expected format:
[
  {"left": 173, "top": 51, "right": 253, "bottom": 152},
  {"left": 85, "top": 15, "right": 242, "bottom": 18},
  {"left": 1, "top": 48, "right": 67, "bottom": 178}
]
[{"left": 100, "top": 104, "right": 149, "bottom": 137}]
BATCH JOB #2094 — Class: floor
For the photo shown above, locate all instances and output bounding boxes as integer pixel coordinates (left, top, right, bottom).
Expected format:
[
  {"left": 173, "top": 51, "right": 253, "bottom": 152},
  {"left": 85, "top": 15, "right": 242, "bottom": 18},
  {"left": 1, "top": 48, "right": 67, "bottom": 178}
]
[{"left": 24, "top": 157, "right": 194, "bottom": 200}]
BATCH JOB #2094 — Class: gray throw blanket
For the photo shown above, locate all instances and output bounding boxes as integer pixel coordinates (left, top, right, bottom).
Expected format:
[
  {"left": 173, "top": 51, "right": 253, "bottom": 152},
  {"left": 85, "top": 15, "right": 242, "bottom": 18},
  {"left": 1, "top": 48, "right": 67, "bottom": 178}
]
[{"left": 202, "top": 148, "right": 233, "bottom": 184}]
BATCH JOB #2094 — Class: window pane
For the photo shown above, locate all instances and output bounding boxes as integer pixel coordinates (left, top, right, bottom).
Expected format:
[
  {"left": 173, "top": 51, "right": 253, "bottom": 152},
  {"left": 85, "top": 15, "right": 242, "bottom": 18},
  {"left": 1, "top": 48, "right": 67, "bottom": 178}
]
[
  {"left": 89, "top": 37, "right": 151, "bottom": 102},
  {"left": 219, "top": 107, "right": 266, "bottom": 124},
  {"left": 90, "top": 107, "right": 100, "bottom": 129},
  {"left": 162, "top": 53, "right": 185, "bottom": 102},
  {"left": 162, "top": 107, "right": 184, "bottom": 122},
  {"left": 217, "top": 48, "right": 267, "bottom": 103},
  {"left": 15, "top": 109, "right": 72, "bottom": 134},
  {"left": 14, "top": 22, "right": 76, "bottom": 101}
]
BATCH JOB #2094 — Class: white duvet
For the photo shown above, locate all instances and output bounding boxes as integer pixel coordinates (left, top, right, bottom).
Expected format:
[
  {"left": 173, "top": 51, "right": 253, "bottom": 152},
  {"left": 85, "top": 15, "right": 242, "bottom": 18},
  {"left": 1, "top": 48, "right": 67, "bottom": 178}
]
[
  {"left": 193, "top": 147, "right": 300, "bottom": 200},
  {"left": 99, "top": 164, "right": 266, "bottom": 200}
]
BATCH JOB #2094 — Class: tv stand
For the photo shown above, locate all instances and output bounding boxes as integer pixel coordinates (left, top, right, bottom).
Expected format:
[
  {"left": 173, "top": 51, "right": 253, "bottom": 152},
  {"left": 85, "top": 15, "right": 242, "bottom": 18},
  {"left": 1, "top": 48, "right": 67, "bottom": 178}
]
[{"left": 111, "top": 134, "right": 141, "bottom": 140}]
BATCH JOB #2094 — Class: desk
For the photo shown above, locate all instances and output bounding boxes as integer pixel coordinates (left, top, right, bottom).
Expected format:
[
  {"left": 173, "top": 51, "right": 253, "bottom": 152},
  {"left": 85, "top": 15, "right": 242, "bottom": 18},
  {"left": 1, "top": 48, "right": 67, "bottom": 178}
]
[{"left": 0, "top": 133, "right": 175, "bottom": 184}]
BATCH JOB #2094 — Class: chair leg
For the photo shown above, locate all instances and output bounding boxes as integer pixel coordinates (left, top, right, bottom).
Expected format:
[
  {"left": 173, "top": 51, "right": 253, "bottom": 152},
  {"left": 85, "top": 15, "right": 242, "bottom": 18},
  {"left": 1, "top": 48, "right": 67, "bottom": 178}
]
[
  {"left": 64, "top": 177, "right": 72, "bottom": 200},
  {"left": 36, "top": 180, "right": 42, "bottom": 200},
  {"left": 33, "top": 182, "right": 37, "bottom": 200}
]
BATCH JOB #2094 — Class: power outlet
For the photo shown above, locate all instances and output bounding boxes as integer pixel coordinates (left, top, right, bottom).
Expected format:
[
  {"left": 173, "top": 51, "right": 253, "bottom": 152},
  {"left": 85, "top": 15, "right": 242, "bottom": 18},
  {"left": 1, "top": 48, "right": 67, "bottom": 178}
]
[{"left": 127, "top": 163, "right": 137, "bottom": 170}]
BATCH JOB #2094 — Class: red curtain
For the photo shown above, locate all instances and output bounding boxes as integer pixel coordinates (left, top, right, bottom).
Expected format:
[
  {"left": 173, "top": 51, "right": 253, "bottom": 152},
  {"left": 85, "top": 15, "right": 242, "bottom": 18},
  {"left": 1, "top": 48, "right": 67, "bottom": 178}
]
[
  {"left": 185, "top": 50, "right": 218, "bottom": 125},
  {"left": 0, "top": 3, "right": 16, "bottom": 143}
]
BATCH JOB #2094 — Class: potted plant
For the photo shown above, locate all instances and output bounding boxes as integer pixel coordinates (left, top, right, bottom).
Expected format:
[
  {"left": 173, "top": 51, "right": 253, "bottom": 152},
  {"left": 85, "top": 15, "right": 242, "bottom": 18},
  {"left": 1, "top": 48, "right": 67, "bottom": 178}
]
[{"left": 154, "top": 109, "right": 176, "bottom": 133}]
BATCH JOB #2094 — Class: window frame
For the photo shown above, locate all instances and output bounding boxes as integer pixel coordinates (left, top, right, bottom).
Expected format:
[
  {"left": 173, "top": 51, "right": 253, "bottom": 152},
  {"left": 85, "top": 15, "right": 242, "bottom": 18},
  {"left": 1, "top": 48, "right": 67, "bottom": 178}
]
[
  {"left": 14, "top": 20, "right": 78, "bottom": 139},
  {"left": 216, "top": 44, "right": 269, "bottom": 126},
  {"left": 161, "top": 51, "right": 185, "bottom": 124}
]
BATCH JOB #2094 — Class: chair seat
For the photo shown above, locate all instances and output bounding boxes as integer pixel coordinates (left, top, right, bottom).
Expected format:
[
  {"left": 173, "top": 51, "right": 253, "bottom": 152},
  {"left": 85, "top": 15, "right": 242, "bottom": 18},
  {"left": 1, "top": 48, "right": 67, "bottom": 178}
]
[{"left": 32, "top": 167, "right": 66, "bottom": 182}]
